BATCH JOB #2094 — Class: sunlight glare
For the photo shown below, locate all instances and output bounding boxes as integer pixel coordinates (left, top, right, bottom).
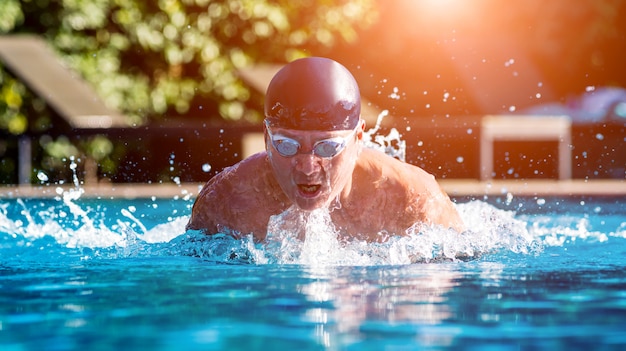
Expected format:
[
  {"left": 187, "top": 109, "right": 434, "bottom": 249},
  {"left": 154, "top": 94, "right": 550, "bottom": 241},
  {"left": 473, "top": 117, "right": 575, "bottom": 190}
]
[{"left": 408, "top": 0, "right": 479, "bottom": 25}]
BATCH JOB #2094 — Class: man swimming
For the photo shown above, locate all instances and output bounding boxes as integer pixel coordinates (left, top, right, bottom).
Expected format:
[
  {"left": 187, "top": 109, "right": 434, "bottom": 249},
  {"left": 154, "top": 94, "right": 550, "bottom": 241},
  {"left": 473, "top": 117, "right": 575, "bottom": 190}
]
[{"left": 187, "top": 57, "right": 464, "bottom": 242}]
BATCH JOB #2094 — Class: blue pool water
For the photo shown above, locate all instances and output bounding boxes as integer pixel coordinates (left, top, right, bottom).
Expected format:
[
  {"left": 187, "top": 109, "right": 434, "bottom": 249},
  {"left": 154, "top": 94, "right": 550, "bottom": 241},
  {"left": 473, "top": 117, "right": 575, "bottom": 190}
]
[{"left": 1, "top": 188, "right": 625, "bottom": 350}]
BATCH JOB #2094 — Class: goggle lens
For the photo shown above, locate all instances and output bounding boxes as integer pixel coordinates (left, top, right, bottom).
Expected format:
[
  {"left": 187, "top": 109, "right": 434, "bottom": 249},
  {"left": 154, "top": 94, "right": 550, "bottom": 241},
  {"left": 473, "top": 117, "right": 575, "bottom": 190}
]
[
  {"left": 273, "top": 138, "right": 300, "bottom": 157},
  {"left": 269, "top": 131, "right": 353, "bottom": 158}
]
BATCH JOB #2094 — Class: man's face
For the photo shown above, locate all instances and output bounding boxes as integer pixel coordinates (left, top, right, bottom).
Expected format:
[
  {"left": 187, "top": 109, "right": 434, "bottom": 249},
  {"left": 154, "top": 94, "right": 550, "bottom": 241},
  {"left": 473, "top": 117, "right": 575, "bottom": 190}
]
[{"left": 265, "top": 121, "right": 364, "bottom": 211}]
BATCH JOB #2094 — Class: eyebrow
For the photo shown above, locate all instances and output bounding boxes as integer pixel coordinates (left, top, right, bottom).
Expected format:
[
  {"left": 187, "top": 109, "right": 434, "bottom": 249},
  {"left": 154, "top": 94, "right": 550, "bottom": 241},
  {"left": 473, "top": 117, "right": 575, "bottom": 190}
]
[{"left": 271, "top": 128, "right": 348, "bottom": 138}]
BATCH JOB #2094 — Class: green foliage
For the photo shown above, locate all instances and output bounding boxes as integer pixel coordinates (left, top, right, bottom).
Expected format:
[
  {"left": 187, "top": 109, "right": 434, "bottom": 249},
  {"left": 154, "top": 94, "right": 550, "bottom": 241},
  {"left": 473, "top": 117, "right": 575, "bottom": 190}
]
[
  {"left": 3, "top": 0, "right": 376, "bottom": 127},
  {"left": 0, "top": 70, "right": 27, "bottom": 135},
  {"left": 0, "top": 0, "right": 23, "bottom": 33},
  {"left": 0, "top": 64, "right": 53, "bottom": 135}
]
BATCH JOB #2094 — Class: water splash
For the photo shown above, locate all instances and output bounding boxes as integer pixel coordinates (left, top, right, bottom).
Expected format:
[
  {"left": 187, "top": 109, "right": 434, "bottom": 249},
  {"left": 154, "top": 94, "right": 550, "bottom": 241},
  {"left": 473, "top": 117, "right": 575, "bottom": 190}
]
[
  {"left": 4, "top": 191, "right": 625, "bottom": 266},
  {"left": 362, "top": 109, "right": 406, "bottom": 162},
  {"left": 162, "top": 200, "right": 541, "bottom": 266},
  {"left": 262, "top": 207, "right": 375, "bottom": 265}
]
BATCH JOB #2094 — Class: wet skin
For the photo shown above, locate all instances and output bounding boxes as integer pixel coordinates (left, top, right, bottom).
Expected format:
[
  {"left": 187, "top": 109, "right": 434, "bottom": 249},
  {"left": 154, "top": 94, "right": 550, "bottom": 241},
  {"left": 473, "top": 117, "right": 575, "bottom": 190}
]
[{"left": 187, "top": 121, "right": 465, "bottom": 242}]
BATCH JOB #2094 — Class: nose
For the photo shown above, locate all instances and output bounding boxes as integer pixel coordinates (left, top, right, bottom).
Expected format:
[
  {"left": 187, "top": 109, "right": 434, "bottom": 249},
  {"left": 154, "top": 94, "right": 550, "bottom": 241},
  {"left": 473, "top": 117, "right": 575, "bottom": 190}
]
[{"left": 294, "top": 153, "right": 321, "bottom": 175}]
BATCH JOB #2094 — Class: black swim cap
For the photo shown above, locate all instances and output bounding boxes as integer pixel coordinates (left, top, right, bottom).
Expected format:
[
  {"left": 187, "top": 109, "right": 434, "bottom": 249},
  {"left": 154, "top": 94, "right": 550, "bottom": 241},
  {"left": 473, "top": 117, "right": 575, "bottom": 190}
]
[{"left": 264, "top": 57, "right": 361, "bottom": 131}]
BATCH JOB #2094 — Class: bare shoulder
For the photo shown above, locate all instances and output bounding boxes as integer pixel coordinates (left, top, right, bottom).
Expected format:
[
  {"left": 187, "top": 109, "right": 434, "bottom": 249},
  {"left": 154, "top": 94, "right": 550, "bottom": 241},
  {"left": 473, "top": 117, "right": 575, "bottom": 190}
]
[
  {"left": 356, "top": 148, "right": 464, "bottom": 231},
  {"left": 187, "top": 152, "right": 288, "bottom": 237},
  {"left": 196, "top": 152, "right": 270, "bottom": 198},
  {"left": 357, "top": 148, "right": 438, "bottom": 192}
]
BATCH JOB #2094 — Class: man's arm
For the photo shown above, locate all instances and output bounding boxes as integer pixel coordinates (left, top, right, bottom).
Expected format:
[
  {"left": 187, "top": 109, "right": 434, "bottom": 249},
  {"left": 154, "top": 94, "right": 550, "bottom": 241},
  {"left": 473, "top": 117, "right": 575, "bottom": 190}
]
[{"left": 186, "top": 177, "right": 221, "bottom": 233}]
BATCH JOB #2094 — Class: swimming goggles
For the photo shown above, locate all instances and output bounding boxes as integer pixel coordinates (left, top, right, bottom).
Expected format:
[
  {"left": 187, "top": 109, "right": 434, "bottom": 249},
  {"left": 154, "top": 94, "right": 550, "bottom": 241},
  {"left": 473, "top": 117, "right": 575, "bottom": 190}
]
[{"left": 265, "top": 121, "right": 357, "bottom": 158}]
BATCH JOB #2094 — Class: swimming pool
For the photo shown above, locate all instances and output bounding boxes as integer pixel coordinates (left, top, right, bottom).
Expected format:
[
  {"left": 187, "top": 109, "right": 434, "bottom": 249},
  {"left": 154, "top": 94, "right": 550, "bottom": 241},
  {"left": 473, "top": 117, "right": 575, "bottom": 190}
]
[{"left": 1, "top": 188, "right": 625, "bottom": 350}]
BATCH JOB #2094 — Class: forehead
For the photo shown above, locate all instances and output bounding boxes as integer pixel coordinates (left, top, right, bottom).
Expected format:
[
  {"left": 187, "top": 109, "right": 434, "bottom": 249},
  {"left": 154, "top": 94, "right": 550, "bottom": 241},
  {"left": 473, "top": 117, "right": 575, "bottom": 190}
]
[{"left": 269, "top": 127, "right": 349, "bottom": 140}]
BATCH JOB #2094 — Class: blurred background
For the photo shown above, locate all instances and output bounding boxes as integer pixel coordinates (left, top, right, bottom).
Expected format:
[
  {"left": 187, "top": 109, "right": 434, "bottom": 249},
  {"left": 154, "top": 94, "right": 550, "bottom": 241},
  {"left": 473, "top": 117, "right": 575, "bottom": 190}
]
[{"left": 1, "top": 0, "right": 624, "bottom": 185}]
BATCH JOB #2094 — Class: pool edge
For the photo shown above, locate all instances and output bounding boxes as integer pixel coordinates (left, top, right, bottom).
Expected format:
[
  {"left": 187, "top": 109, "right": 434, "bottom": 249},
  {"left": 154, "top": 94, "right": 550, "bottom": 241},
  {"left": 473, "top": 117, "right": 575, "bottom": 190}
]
[
  {"left": 440, "top": 179, "right": 626, "bottom": 197},
  {"left": 0, "top": 179, "right": 624, "bottom": 199}
]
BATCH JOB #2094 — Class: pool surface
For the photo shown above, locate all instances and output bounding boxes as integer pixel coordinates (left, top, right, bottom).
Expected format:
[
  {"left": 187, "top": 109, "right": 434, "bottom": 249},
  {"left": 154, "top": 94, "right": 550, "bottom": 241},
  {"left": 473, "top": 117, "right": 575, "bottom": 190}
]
[{"left": 1, "top": 188, "right": 625, "bottom": 350}]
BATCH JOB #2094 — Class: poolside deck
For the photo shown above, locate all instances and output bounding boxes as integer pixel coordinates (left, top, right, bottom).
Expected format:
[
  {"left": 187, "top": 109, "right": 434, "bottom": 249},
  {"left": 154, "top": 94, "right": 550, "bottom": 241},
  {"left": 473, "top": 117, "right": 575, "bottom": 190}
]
[
  {"left": 0, "top": 35, "right": 128, "bottom": 128},
  {"left": 0, "top": 179, "right": 624, "bottom": 199}
]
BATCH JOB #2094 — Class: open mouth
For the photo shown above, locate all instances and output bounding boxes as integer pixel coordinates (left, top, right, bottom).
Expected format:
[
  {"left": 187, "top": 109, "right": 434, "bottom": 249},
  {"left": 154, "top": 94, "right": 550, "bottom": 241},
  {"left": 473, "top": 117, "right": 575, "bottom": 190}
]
[{"left": 297, "top": 184, "right": 321, "bottom": 197}]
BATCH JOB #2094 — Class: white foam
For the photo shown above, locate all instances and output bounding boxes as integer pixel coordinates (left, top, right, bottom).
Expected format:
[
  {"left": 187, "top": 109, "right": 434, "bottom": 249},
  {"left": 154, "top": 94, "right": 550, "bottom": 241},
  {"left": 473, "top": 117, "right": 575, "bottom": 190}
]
[
  {"left": 163, "top": 200, "right": 543, "bottom": 266},
  {"left": 522, "top": 213, "right": 626, "bottom": 246},
  {"left": 1, "top": 191, "right": 544, "bottom": 265}
]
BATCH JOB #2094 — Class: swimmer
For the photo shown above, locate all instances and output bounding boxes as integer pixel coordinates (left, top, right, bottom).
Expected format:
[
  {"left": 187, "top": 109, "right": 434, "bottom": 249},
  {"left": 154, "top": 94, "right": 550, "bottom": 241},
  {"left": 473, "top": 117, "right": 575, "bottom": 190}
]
[{"left": 187, "top": 57, "right": 465, "bottom": 242}]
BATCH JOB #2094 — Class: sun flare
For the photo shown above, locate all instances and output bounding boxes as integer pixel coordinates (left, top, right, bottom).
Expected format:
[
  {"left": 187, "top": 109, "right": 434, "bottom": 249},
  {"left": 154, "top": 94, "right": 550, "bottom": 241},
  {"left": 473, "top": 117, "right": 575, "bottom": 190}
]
[{"left": 407, "top": 0, "right": 479, "bottom": 23}]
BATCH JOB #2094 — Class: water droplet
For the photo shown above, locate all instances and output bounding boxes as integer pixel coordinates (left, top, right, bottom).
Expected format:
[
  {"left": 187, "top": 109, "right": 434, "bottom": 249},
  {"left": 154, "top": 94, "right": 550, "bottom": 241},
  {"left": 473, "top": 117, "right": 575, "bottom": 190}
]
[
  {"left": 585, "top": 86, "right": 596, "bottom": 92},
  {"left": 505, "top": 192, "right": 513, "bottom": 205},
  {"left": 508, "top": 105, "right": 516, "bottom": 112},
  {"left": 202, "top": 163, "right": 212, "bottom": 172},
  {"left": 595, "top": 133, "right": 604, "bottom": 140},
  {"left": 389, "top": 87, "right": 401, "bottom": 100},
  {"left": 536, "top": 198, "right": 546, "bottom": 205},
  {"left": 467, "top": 128, "right": 473, "bottom": 134},
  {"left": 456, "top": 156, "right": 464, "bottom": 163},
  {"left": 37, "top": 171, "right": 49, "bottom": 182}
]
